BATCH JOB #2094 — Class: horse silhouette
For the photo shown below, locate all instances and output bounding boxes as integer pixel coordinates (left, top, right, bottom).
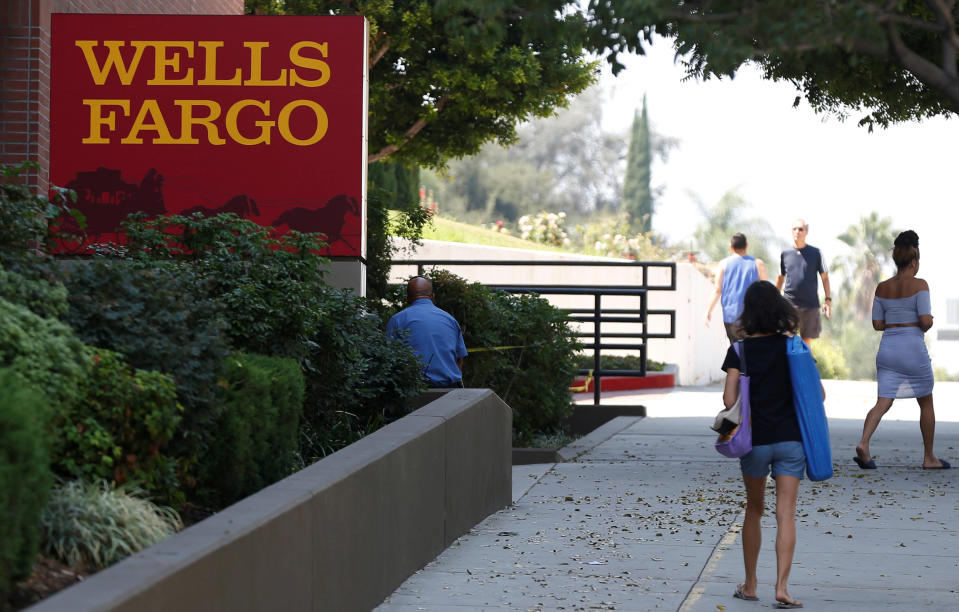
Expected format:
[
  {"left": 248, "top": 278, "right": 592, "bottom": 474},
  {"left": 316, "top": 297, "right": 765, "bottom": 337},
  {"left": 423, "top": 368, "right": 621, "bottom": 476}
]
[
  {"left": 273, "top": 194, "right": 359, "bottom": 245},
  {"left": 181, "top": 194, "right": 261, "bottom": 218}
]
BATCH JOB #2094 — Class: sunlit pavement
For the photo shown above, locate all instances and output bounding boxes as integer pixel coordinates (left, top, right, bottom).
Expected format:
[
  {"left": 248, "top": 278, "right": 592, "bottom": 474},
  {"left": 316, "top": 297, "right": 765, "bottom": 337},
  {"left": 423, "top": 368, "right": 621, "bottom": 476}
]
[{"left": 376, "top": 381, "right": 959, "bottom": 611}]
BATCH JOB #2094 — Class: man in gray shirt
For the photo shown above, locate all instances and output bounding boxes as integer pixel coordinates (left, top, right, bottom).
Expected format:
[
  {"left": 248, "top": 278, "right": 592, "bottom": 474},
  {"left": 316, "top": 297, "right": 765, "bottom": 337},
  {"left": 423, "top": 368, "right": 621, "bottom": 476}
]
[{"left": 776, "top": 218, "right": 832, "bottom": 346}]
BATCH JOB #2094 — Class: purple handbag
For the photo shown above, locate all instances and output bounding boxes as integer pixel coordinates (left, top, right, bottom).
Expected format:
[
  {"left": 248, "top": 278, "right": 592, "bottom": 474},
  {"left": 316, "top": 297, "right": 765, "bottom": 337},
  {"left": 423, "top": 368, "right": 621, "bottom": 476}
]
[{"left": 715, "top": 341, "right": 753, "bottom": 458}]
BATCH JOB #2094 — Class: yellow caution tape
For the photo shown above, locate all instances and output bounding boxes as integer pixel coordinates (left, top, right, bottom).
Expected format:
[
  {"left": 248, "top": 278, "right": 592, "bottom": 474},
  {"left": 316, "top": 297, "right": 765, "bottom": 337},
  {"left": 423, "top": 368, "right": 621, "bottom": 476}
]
[
  {"left": 569, "top": 369, "right": 593, "bottom": 393},
  {"left": 466, "top": 345, "right": 529, "bottom": 353}
]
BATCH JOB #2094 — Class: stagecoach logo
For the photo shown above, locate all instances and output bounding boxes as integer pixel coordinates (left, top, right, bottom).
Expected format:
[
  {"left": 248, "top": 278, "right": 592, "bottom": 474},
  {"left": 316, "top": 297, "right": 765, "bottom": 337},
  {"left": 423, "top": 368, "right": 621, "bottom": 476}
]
[{"left": 50, "top": 14, "right": 368, "bottom": 257}]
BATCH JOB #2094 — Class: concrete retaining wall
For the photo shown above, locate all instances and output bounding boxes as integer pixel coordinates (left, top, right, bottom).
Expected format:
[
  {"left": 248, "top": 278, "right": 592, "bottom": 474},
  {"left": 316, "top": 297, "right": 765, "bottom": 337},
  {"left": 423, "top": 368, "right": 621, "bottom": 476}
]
[{"left": 30, "top": 389, "right": 512, "bottom": 612}]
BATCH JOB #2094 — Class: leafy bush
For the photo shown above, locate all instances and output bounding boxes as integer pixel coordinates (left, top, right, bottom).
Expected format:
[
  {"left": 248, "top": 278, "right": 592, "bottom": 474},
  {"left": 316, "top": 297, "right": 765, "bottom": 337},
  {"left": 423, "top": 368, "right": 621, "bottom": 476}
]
[
  {"left": 518, "top": 210, "right": 571, "bottom": 246},
  {"left": 0, "top": 370, "right": 54, "bottom": 596},
  {"left": 811, "top": 336, "right": 851, "bottom": 380},
  {"left": 196, "top": 354, "right": 304, "bottom": 505},
  {"left": 392, "top": 269, "right": 580, "bottom": 445},
  {"left": 820, "top": 320, "right": 880, "bottom": 381},
  {"left": 300, "top": 287, "right": 427, "bottom": 461},
  {"left": 574, "top": 214, "right": 676, "bottom": 260},
  {"left": 0, "top": 162, "right": 79, "bottom": 266},
  {"left": 0, "top": 266, "right": 69, "bottom": 319},
  {"left": 39, "top": 480, "right": 181, "bottom": 571},
  {"left": 0, "top": 297, "right": 89, "bottom": 412},
  {"left": 59, "top": 258, "right": 230, "bottom": 476},
  {"left": 121, "top": 213, "right": 330, "bottom": 361},
  {"left": 52, "top": 350, "right": 183, "bottom": 504},
  {"left": 78, "top": 213, "right": 426, "bottom": 469},
  {"left": 117, "top": 213, "right": 427, "bottom": 462}
]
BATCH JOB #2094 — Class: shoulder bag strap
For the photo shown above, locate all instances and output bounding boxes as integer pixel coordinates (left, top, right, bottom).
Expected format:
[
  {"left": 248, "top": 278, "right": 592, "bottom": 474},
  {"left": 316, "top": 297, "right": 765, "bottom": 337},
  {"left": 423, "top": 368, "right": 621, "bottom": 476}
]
[{"left": 733, "top": 340, "right": 747, "bottom": 376}]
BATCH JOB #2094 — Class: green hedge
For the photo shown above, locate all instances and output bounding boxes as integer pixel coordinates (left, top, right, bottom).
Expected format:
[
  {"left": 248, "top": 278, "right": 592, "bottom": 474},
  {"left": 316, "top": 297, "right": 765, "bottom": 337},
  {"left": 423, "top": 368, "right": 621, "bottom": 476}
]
[
  {"left": 0, "top": 369, "right": 53, "bottom": 596},
  {"left": 196, "top": 354, "right": 304, "bottom": 505},
  {"left": 51, "top": 349, "right": 183, "bottom": 504},
  {"left": 390, "top": 269, "right": 580, "bottom": 445}
]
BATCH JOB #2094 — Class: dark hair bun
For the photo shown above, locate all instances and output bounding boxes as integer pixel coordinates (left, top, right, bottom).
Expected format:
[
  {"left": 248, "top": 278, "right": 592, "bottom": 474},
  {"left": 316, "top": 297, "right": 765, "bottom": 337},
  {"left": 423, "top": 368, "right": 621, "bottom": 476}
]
[{"left": 894, "top": 230, "right": 919, "bottom": 249}]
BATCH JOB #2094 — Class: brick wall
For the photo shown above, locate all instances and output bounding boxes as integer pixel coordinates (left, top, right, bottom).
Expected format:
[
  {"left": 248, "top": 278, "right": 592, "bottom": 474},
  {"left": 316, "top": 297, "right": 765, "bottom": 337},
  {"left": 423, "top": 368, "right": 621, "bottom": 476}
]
[{"left": 0, "top": 0, "right": 244, "bottom": 191}]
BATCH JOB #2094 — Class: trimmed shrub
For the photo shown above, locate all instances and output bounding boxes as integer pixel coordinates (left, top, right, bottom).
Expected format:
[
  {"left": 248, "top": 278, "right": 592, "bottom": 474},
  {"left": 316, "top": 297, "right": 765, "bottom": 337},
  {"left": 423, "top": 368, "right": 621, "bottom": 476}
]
[
  {"left": 39, "top": 481, "right": 181, "bottom": 571},
  {"left": 389, "top": 269, "right": 580, "bottom": 445},
  {"left": 52, "top": 350, "right": 184, "bottom": 504},
  {"left": 196, "top": 353, "right": 304, "bottom": 505},
  {"left": 0, "top": 370, "right": 54, "bottom": 596},
  {"left": 0, "top": 297, "right": 89, "bottom": 412}
]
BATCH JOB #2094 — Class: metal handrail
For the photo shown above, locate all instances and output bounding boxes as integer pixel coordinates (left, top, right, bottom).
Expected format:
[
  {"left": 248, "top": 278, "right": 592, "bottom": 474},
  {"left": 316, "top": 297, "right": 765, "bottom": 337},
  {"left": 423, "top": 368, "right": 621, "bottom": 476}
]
[{"left": 391, "top": 259, "right": 678, "bottom": 408}]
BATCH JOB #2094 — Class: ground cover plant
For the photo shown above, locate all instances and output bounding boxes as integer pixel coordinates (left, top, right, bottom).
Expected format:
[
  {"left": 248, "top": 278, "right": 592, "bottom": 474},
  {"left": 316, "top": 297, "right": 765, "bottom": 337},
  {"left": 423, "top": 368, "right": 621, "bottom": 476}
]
[{"left": 38, "top": 481, "right": 181, "bottom": 572}]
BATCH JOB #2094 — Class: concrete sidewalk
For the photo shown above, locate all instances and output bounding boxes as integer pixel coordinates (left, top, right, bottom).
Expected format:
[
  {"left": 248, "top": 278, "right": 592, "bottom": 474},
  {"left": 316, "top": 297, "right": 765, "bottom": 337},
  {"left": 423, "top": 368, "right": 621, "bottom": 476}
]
[{"left": 375, "top": 383, "right": 959, "bottom": 611}]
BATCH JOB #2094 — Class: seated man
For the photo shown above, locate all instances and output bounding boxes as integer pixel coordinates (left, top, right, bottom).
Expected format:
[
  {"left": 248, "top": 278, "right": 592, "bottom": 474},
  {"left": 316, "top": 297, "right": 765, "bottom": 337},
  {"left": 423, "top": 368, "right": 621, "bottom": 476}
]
[{"left": 387, "top": 276, "right": 468, "bottom": 388}]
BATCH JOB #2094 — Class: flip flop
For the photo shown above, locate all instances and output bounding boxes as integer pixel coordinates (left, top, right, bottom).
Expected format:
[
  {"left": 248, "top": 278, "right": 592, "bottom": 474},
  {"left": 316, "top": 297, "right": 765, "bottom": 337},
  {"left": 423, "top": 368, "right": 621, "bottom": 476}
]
[
  {"left": 922, "top": 459, "right": 951, "bottom": 470},
  {"left": 733, "top": 587, "right": 758, "bottom": 601},
  {"left": 853, "top": 456, "right": 877, "bottom": 470},
  {"left": 774, "top": 601, "right": 803, "bottom": 609}
]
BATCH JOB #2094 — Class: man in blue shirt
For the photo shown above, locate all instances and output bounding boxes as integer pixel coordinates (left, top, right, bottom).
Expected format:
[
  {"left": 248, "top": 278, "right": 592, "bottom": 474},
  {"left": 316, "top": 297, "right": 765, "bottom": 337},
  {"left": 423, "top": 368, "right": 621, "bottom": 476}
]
[
  {"left": 387, "top": 276, "right": 468, "bottom": 388},
  {"left": 776, "top": 218, "right": 832, "bottom": 346},
  {"left": 705, "top": 232, "right": 768, "bottom": 343}
]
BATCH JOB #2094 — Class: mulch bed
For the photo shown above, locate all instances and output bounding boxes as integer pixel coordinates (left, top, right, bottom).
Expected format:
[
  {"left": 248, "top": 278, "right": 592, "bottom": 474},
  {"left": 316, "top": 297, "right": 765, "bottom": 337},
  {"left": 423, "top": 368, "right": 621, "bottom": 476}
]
[
  {"left": 2, "top": 556, "right": 88, "bottom": 612},
  {"left": 2, "top": 503, "right": 216, "bottom": 611}
]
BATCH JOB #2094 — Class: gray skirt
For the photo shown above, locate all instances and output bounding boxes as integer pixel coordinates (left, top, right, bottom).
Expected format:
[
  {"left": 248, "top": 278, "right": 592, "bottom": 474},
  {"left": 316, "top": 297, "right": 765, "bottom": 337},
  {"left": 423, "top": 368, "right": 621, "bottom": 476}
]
[{"left": 876, "top": 326, "right": 934, "bottom": 399}]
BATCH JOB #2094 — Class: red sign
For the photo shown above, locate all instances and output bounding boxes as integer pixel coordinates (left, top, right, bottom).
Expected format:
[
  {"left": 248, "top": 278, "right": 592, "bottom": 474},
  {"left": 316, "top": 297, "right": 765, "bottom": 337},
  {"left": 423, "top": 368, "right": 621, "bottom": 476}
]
[{"left": 50, "top": 14, "right": 368, "bottom": 257}]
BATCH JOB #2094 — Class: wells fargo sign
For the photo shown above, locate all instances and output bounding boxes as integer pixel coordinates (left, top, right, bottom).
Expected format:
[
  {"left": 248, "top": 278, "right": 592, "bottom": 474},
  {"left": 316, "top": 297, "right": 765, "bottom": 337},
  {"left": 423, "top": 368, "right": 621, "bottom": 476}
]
[{"left": 50, "top": 14, "right": 368, "bottom": 257}]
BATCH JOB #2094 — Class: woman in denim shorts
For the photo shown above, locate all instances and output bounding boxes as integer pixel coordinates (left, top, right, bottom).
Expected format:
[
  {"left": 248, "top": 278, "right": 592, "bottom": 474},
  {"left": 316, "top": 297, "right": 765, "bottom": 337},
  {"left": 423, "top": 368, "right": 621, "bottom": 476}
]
[{"left": 721, "top": 281, "right": 814, "bottom": 609}]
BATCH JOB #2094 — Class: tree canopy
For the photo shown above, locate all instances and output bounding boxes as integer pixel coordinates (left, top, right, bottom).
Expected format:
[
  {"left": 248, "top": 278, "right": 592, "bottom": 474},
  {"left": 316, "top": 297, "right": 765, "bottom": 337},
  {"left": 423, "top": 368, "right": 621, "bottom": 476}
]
[
  {"left": 246, "top": 1, "right": 596, "bottom": 168},
  {"left": 585, "top": 1, "right": 959, "bottom": 129}
]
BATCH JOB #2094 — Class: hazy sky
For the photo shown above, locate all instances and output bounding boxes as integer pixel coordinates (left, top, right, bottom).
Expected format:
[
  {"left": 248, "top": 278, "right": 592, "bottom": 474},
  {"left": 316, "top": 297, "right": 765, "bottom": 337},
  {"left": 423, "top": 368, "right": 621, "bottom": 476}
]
[{"left": 597, "top": 41, "right": 958, "bottom": 333}]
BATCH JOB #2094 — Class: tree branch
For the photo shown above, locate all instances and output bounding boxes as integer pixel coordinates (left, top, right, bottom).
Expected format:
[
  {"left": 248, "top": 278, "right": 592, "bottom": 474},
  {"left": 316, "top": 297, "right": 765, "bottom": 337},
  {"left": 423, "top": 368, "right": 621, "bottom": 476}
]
[
  {"left": 370, "top": 31, "right": 390, "bottom": 67},
  {"left": 924, "top": 0, "right": 959, "bottom": 76},
  {"left": 368, "top": 94, "right": 450, "bottom": 164},
  {"left": 885, "top": 19, "right": 959, "bottom": 111}
]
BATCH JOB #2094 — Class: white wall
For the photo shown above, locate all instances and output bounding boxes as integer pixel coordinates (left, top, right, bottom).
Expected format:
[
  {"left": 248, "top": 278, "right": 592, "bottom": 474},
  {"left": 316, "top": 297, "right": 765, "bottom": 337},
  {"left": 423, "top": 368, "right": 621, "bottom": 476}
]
[{"left": 390, "top": 239, "right": 729, "bottom": 385}]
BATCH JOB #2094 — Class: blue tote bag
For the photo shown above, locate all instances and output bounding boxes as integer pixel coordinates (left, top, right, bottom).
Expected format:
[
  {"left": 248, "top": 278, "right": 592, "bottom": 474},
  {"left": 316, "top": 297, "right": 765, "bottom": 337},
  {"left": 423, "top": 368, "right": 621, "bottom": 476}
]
[{"left": 787, "top": 335, "right": 833, "bottom": 481}]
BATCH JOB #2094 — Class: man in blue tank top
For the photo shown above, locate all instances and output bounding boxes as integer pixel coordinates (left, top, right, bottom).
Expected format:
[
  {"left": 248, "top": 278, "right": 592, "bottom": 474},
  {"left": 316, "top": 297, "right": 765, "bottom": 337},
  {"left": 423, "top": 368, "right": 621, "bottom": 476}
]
[
  {"left": 776, "top": 218, "right": 832, "bottom": 346},
  {"left": 705, "top": 233, "right": 768, "bottom": 343}
]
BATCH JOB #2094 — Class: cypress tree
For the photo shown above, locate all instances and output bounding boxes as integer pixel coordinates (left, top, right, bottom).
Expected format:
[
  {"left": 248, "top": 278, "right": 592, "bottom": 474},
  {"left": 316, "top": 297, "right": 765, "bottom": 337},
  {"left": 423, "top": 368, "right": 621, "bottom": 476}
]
[{"left": 622, "top": 95, "right": 653, "bottom": 233}]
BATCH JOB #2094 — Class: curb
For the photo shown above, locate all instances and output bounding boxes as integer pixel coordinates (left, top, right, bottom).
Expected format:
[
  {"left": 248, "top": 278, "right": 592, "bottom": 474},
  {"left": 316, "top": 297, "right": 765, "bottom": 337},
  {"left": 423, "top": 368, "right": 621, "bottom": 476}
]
[{"left": 571, "top": 364, "right": 677, "bottom": 392}]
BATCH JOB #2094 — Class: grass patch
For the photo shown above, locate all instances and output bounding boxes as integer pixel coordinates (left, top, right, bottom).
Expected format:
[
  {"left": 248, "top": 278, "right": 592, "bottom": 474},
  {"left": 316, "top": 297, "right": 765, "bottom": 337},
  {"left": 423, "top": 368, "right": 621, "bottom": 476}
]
[{"left": 417, "top": 215, "right": 577, "bottom": 253}]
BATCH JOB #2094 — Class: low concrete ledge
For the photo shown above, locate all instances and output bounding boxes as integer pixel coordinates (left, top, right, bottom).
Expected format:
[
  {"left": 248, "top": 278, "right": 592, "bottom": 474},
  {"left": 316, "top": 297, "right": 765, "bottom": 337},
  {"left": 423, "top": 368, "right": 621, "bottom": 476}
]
[{"left": 30, "top": 389, "right": 512, "bottom": 612}]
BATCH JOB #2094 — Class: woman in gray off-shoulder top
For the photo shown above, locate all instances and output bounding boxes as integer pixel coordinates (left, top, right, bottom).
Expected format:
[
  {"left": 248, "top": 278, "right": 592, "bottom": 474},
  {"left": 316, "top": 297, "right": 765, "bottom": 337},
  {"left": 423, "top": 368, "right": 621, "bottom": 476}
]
[{"left": 854, "top": 230, "right": 950, "bottom": 470}]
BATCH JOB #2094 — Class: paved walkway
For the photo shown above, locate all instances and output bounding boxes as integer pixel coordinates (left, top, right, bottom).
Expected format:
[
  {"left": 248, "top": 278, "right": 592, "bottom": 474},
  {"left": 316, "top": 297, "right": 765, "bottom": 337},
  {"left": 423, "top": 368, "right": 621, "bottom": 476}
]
[{"left": 376, "top": 381, "right": 959, "bottom": 611}]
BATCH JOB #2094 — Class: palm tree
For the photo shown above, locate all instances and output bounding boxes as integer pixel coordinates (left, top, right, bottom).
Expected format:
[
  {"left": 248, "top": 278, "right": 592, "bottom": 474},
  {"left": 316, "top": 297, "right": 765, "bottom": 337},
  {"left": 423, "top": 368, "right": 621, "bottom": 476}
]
[
  {"left": 691, "top": 188, "right": 778, "bottom": 263},
  {"left": 832, "top": 212, "right": 896, "bottom": 322}
]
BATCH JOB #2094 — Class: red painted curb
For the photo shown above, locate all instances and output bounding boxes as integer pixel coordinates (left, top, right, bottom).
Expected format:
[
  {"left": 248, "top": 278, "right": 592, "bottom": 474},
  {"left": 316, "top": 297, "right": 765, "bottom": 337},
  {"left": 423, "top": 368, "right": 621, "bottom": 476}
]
[{"left": 571, "top": 372, "right": 674, "bottom": 393}]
